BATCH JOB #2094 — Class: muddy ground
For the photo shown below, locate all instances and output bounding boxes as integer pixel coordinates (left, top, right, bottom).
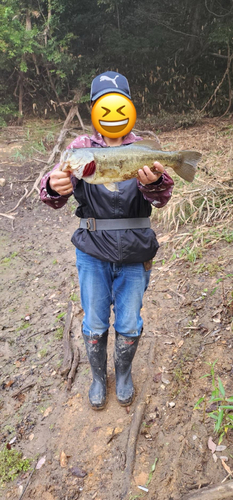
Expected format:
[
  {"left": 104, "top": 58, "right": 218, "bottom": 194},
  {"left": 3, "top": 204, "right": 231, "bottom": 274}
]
[{"left": 0, "top": 118, "right": 233, "bottom": 500}]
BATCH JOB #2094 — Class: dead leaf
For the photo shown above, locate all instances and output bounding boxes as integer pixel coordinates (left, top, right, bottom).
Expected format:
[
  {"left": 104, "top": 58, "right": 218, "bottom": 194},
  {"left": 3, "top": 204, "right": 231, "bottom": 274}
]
[
  {"left": 178, "top": 340, "right": 184, "bottom": 348},
  {"left": 221, "top": 459, "right": 232, "bottom": 475},
  {"left": 60, "top": 450, "right": 68, "bottom": 468},
  {"left": 17, "top": 393, "right": 26, "bottom": 403},
  {"left": 161, "top": 373, "right": 170, "bottom": 385},
  {"left": 9, "top": 437, "right": 16, "bottom": 445},
  {"left": 5, "top": 380, "right": 14, "bottom": 388},
  {"left": 36, "top": 455, "right": 46, "bottom": 469},
  {"left": 70, "top": 465, "right": 87, "bottom": 478},
  {"left": 29, "top": 433, "right": 34, "bottom": 441},
  {"left": 216, "top": 444, "right": 227, "bottom": 452},
  {"left": 208, "top": 436, "right": 217, "bottom": 453},
  {"left": 43, "top": 406, "right": 53, "bottom": 418},
  {"left": 153, "top": 372, "right": 162, "bottom": 383},
  {"left": 212, "top": 308, "right": 223, "bottom": 316},
  {"left": 213, "top": 313, "right": 221, "bottom": 323}
]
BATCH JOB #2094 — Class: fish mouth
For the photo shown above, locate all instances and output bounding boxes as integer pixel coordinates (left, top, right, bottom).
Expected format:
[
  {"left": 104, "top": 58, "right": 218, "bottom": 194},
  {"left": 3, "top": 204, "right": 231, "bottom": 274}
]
[{"left": 99, "top": 118, "right": 129, "bottom": 133}]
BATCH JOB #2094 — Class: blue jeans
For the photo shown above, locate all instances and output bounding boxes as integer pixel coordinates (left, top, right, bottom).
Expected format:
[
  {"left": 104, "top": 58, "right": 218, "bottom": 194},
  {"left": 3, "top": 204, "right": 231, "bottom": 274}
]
[{"left": 75, "top": 248, "right": 151, "bottom": 338}]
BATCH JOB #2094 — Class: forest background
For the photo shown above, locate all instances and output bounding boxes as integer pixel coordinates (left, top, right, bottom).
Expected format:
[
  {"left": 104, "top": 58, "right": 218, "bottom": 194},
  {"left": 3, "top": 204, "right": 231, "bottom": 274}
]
[{"left": 0, "top": 0, "right": 233, "bottom": 127}]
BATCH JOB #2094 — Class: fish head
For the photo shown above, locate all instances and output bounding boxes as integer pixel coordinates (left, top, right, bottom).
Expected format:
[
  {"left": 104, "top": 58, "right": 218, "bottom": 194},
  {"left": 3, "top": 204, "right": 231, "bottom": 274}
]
[
  {"left": 60, "top": 149, "right": 95, "bottom": 180},
  {"left": 91, "top": 93, "right": 136, "bottom": 138}
]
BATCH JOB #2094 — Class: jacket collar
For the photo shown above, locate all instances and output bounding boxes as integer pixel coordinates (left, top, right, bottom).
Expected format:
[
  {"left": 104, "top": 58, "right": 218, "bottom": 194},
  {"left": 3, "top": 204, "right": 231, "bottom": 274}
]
[{"left": 90, "top": 131, "right": 142, "bottom": 147}]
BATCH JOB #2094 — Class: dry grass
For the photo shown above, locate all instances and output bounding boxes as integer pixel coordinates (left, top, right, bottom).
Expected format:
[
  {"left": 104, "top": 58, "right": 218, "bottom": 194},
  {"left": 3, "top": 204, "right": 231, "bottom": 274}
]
[
  {"left": 159, "top": 180, "right": 233, "bottom": 231},
  {"left": 151, "top": 118, "right": 233, "bottom": 256}
]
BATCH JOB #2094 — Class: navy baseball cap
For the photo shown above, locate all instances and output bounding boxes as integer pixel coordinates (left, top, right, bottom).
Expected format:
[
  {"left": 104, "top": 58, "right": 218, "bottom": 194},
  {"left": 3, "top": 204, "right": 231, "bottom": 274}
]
[{"left": 90, "top": 71, "right": 131, "bottom": 102}]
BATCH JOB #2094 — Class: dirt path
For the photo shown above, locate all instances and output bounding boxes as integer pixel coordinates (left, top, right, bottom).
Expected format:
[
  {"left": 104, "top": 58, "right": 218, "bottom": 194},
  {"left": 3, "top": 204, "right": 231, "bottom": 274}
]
[{"left": 0, "top": 119, "right": 232, "bottom": 500}]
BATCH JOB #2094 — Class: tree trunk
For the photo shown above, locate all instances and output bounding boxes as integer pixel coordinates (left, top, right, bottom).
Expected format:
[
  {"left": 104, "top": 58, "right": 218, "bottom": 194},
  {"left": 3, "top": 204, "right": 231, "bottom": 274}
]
[{"left": 18, "top": 72, "right": 24, "bottom": 125}]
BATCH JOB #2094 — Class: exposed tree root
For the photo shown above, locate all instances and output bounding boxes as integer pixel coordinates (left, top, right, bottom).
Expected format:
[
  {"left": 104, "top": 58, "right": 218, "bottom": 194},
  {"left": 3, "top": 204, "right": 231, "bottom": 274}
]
[{"left": 183, "top": 480, "right": 233, "bottom": 500}]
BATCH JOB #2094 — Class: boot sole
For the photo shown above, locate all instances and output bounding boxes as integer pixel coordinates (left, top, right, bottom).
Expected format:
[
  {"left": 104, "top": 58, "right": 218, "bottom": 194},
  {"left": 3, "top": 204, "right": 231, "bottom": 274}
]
[
  {"left": 117, "top": 393, "right": 134, "bottom": 406},
  {"left": 90, "top": 402, "right": 106, "bottom": 410}
]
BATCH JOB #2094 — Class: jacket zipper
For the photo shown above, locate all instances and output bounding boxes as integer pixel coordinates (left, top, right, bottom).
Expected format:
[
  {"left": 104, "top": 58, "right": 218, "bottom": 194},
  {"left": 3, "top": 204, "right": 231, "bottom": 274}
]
[{"left": 114, "top": 183, "right": 122, "bottom": 263}]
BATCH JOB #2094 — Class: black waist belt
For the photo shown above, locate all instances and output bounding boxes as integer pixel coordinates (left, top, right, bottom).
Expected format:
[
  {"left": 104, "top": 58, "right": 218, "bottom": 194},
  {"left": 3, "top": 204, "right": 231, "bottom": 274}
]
[{"left": 79, "top": 217, "right": 151, "bottom": 231}]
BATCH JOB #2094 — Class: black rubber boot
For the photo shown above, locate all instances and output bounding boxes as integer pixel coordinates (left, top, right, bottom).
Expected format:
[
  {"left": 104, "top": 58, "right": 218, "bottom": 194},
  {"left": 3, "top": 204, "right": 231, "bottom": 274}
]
[
  {"left": 82, "top": 330, "right": 108, "bottom": 410},
  {"left": 114, "top": 332, "right": 141, "bottom": 406}
]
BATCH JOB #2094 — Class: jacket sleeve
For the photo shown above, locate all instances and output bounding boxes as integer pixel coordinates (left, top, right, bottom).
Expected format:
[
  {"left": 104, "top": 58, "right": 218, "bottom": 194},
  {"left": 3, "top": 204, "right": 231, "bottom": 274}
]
[
  {"left": 40, "top": 167, "right": 74, "bottom": 209},
  {"left": 40, "top": 135, "right": 92, "bottom": 209},
  {"left": 137, "top": 171, "right": 174, "bottom": 208}
]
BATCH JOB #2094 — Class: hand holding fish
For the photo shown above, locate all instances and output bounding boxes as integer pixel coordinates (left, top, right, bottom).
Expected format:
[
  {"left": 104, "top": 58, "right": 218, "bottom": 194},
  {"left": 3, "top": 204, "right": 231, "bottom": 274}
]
[
  {"left": 49, "top": 169, "right": 73, "bottom": 196},
  {"left": 137, "top": 162, "right": 164, "bottom": 185}
]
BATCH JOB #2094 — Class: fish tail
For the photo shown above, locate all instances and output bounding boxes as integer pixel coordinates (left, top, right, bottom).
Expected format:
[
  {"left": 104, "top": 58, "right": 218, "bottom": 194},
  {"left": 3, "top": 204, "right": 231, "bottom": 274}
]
[{"left": 174, "top": 151, "right": 202, "bottom": 182}]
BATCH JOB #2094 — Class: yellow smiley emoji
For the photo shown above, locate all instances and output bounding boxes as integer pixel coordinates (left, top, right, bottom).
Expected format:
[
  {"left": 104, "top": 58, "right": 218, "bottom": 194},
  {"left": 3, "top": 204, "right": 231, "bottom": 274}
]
[{"left": 91, "top": 93, "right": 137, "bottom": 138}]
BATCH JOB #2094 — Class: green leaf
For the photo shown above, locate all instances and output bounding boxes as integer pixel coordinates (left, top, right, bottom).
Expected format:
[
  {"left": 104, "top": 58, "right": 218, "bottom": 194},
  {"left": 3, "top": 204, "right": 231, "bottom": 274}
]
[
  {"left": 218, "top": 377, "right": 225, "bottom": 397},
  {"left": 194, "top": 396, "right": 205, "bottom": 409},
  {"left": 208, "top": 413, "right": 218, "bottom": 420},
  {"left": 151, "top": 458, "right": 158, "bottom": 472},
  {"left": 219, "top": 406, "right": 233, "bottom": 410},
  {"left": 215, "top": 409, "right": 224, "bottom": 432}
]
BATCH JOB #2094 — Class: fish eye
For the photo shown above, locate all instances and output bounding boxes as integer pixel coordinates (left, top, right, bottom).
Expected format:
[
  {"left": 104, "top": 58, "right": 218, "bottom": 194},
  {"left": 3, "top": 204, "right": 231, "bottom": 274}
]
[
  {"left": 117, "top": 105, "right": 126, "bottom": 116},
  {"left": 101, "top": 107, "right": 111, "bottom": 117}
]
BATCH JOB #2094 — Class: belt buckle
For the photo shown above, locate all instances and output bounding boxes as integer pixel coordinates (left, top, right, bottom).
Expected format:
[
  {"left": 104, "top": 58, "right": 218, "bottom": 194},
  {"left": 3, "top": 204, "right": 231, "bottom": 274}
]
[{"left": 86, "top": 218, "right": 96, "bottom": 231}]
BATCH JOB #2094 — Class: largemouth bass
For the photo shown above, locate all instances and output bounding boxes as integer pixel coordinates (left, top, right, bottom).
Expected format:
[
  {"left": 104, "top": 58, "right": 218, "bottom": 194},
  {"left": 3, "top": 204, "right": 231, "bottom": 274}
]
[{"left": 59, "top": 139, "right": 202, "bottom": 190}]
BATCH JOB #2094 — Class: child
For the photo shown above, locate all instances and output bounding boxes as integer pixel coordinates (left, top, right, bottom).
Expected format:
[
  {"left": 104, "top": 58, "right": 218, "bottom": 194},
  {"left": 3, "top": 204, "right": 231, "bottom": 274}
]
[{"left": 40, "top": 71, "right": 174, "bottom": 410}]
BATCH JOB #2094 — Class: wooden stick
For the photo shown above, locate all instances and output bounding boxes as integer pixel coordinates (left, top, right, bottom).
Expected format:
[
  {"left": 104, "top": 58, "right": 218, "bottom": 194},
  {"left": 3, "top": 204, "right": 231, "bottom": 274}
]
[
  {"left": 6, "top": 186, "right": 28, "bottom": 213},
  {"left": 66, "top": 346, "right": 80, "bottom": 391},
  {"left": 60, "top": 301, "right": 74, "bottom": 378},
  {"left": 121, "top": 339, "right": 157, "bottom": 499},
  {"left": 133, "top": 129, "right": 161, "bottom": 148},
  {"left": 0, "top": 212, "right": 16, "bottom": 220},
  {"left": 12, "top": 382, "right": 36, "bottom": 398},
  {"left": 26, "top": 105, "right": 80, "bottom": 199},
  {"left": 183, "top": 480, "right": 233, "bottom": 500},
  {"left": 18, "top": 462, "right": 37, "bottom": 500}
]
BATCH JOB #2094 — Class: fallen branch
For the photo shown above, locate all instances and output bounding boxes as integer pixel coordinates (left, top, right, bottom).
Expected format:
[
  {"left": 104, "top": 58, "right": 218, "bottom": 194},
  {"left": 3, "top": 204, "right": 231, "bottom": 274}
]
[
  {"left": 12, "top": 381, "right": 36, "bottom": 398},
  {"left": 18, "top": 462, "right": 37, "bottom": 500},
  {"left": 26, "top": 105, "right": 83, "bottom": 199},
  {"left": 133, "top": 129, "right": 161, "bottom": 148},
  {"left": 33, "top": 158, "right": 49, "bottom": 163},
  {"left": 6, "top": 186, "right": 28, "bottom": 213},
  {"left": 183, "top": 480, "right": 233, "bottom": 500},
  {"left": 121, "top": 339, "right": 157, "bottom": 499},
  {"left": 60, "top": 301, "right": 74, "bottom": 378},
  {"left": 0, "top": 212, "right": 17, "bottom": 220},
  {"left": 67, "top": 345, "right": 80, "bottom": 391}
]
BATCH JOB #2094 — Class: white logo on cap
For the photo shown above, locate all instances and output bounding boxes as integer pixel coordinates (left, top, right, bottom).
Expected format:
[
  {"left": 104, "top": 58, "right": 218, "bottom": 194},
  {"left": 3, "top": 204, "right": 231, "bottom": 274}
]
[{"left": 100, "top": 75, "right": 119, "bottom": 88}]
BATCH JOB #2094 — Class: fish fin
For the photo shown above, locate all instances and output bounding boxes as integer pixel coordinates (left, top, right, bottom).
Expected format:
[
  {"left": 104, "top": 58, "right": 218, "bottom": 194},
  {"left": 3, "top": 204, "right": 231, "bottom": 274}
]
[
  {"left": 103, "top": 182, "right": 119, "bottom": 192},
  {"left": 133, "top": 138, "right": 162, "bottom": 150},
  {"left": 173, "top": 151, "right": 202, "bottom": 182}
]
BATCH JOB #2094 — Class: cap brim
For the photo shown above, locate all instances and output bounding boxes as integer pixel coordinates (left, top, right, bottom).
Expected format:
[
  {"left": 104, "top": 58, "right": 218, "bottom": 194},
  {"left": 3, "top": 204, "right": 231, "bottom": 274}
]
[{"left": 91, "top": 88, "right": 131, "bottom": 102}]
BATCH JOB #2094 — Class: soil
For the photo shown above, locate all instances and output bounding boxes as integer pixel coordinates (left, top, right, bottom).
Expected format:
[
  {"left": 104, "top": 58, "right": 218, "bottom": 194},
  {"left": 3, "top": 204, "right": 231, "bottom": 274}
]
[{"left": 0, "top": 118, "right": 232, "bottom": 500}]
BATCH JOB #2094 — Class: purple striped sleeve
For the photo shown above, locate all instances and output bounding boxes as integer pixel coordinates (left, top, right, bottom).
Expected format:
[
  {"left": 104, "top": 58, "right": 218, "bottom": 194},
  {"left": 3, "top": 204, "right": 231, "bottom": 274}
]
[{"left": 137, "top": 171, "right": 174, "bottom": 208}]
